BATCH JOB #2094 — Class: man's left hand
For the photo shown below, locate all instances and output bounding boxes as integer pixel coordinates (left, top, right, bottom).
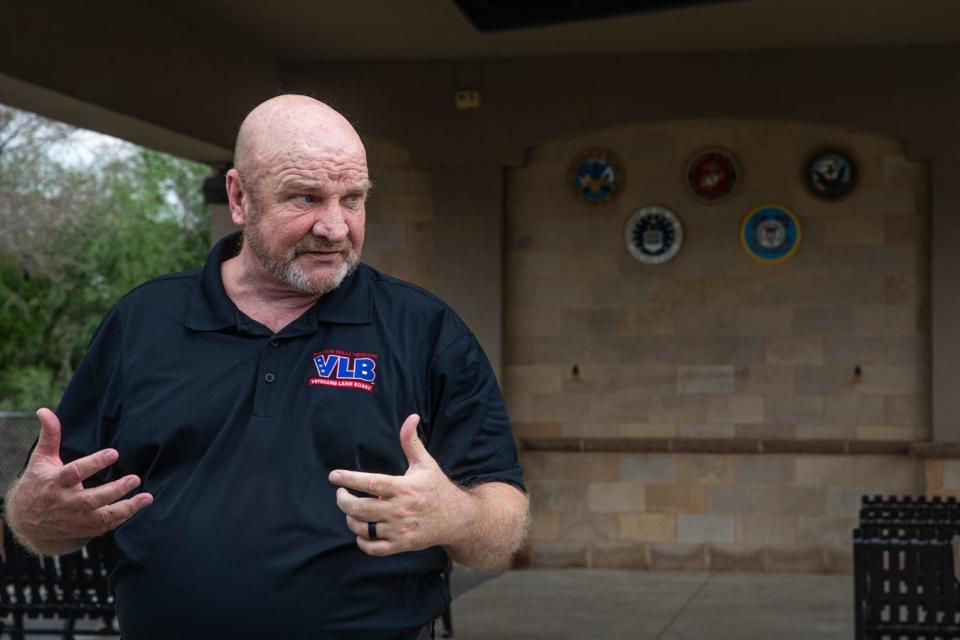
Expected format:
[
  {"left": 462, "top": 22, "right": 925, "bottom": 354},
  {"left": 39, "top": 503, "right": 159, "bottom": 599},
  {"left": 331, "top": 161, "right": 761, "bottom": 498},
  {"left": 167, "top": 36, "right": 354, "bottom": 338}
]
[{"left": 329, "top": 414, "right": 474, "bottom": 557}]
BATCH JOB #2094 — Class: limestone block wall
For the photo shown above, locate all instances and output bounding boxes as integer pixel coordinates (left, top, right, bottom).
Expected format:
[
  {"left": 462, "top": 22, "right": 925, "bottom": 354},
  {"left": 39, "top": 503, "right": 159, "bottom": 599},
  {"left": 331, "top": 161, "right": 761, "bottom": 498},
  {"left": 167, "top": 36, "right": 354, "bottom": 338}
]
[
  {"left": 362, "top": 137, "right": 432, "bottom": 288},
  {"left": 504, "top": 120, "right": 931, "bottom": 572}
]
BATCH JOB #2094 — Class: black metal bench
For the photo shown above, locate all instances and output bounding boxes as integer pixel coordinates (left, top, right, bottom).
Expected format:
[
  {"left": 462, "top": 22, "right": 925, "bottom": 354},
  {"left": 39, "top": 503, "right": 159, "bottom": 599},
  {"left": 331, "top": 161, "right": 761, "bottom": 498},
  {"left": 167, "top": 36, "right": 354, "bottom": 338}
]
[
  {"left": 854, "top": 495, "right": 960, "bottom": 640},
  {"left": 0, "top": 522, "right": 117, "bottom": 639}
]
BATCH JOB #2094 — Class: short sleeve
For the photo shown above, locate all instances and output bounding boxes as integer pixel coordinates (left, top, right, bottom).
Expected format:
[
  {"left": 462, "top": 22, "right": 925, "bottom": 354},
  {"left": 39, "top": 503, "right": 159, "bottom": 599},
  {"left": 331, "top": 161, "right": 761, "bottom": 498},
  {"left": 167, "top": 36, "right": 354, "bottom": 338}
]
[
  {"left": 422, "top": 315, "right": 525, "bottom": 492},
  {"left": 55, "top": 308, "right": 124, "bottom": 487}
]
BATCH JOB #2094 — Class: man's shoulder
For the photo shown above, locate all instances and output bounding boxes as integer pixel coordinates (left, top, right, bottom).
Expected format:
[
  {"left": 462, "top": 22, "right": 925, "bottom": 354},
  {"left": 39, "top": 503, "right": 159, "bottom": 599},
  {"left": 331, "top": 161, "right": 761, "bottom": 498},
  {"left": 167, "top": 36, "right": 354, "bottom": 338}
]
[
  {"left": 358, "top": 264, "right": 449, "bottom": 315},
  {"left": 113, "top": 267, "right": 202, "bottom": 315}
]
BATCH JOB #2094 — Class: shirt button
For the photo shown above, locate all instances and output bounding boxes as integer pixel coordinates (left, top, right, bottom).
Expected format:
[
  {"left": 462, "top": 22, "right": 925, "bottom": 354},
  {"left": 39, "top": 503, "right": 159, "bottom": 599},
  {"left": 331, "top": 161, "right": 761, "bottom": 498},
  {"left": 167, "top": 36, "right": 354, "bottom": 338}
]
[
  {"left": 270, "top": 339, "right": 280, "bottom": 348},
  {"left": 264, "top": 373, "right": 276, "bottom": 383}
]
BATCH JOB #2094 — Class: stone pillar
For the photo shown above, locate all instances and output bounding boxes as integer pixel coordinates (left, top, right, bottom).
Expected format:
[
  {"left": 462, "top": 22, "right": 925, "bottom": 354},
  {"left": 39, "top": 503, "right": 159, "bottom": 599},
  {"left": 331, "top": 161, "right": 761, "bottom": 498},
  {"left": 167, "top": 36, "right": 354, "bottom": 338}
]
[
  {"left": 203, "top": 164, "right": 234, "bottom": 245},
  {"left": 931, "top": 151, "right": 960, "bottom": 443},
  {"left": 429, "top": 165, "right": 505, "bottom": 378}
]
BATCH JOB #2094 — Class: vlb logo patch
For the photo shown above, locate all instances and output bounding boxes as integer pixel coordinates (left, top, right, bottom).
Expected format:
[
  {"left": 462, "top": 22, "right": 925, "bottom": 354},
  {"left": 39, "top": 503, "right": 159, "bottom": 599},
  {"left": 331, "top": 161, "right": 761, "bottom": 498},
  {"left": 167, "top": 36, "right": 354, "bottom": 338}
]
[{"left": 309, "top": 349, "right": 377, "bottom": 392}]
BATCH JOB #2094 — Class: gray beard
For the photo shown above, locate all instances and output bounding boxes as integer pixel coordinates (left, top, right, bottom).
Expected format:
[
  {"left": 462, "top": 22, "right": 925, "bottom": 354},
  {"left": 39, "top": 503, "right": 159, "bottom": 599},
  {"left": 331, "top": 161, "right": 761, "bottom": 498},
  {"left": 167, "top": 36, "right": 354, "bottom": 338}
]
[{"left": 244, "top": 231, "right": 360, "bottom": 296}]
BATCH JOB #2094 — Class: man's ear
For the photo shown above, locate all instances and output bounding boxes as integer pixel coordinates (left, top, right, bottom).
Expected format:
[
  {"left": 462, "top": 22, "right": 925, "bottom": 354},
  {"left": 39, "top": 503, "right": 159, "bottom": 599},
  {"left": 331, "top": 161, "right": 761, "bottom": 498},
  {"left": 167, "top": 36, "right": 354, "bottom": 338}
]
[{"left": 225, "top": 168, "right": 248, "bottom": 226}]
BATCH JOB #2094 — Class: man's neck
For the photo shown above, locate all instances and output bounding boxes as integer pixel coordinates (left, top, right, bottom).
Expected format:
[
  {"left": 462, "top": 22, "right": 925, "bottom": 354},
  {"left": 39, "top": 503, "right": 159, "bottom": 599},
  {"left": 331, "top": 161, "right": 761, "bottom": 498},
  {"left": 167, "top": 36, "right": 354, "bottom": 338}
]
[{"left": 220, "top": 250, "right": 322, "bottom": 334}]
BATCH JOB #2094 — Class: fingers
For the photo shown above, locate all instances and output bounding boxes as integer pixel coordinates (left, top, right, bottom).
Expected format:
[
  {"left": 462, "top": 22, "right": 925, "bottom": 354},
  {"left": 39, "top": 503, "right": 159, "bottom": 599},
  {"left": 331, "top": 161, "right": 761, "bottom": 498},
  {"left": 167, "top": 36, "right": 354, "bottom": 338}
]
[
  {"left": 57, "top": 448, "right": 119, "bottom": 488},
  {"left": 399, "top": 414, "right": 432, "bottom": 468},
  {"left": 355, "top": 536, "right": 395, "bottom": 557},
  {"left": 335, "top": 487, "right": 389, "bottom": 522},
  {"left": 81, "top": 475, "right": 142, "bottom": 510},
  {"left": 329, "top": 470, "right": 397, "bottom": 498},
  {"left": 88, "top": 492, "right": 153, "bottom": 535},
  {"left": 345, "top": 513, "right": 386, "bottom": 540},
  {"left": 34, "top": 408, "right": 62, "bottom": 458}
]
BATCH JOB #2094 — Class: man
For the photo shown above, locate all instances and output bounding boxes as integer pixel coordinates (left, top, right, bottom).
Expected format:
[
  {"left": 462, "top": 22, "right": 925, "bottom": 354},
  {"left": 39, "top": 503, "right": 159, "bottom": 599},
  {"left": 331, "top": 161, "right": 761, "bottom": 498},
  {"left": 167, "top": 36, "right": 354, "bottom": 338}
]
[{"left": 4, "top": 95, "right": 529, "bottom": 639}]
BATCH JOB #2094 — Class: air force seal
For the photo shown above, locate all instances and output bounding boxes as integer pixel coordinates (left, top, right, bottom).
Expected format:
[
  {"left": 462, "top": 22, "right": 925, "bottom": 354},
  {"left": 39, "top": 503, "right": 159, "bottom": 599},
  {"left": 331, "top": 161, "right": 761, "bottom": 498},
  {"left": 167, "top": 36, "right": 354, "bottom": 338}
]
[
  {"left": 740, "top": 204, "right": 801, "bottom": 265},
  {"left": 625, "top": 206, "right": 683, "bottom": 265}
]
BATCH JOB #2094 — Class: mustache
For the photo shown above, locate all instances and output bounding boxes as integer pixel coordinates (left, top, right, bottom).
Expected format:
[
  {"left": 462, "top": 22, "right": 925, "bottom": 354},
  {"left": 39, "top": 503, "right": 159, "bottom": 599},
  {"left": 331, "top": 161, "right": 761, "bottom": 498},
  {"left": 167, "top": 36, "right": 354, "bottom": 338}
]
[{"left": 294, "top": 239, "right": 352, "bottom": 253}]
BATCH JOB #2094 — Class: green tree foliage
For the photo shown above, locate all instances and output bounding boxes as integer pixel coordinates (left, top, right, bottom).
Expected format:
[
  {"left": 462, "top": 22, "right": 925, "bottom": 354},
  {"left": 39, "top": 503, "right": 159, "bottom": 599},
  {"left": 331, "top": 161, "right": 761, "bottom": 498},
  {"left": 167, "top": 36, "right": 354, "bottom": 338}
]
[{"left": 0, "top": 105, "right": 210, "bottom": 409}]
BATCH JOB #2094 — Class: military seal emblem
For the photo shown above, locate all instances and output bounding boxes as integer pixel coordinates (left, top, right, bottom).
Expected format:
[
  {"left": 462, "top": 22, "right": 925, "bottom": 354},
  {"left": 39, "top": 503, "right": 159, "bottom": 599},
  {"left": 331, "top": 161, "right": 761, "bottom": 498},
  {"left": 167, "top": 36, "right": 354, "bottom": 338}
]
[
  {"left": 685, "top": 148, "right": 739, "bottom": 203},
  {"left": 740, "top": 204, "right": 802, "bottom": 265},
  {"left": 805, "top": 148, "right": 857, "bottom": 200},
  {"left": 625, "top": 206, "right": 684, "bottom": 265},
  {"left": 568, "top": 148, "right": 624, "bottom": 205}
]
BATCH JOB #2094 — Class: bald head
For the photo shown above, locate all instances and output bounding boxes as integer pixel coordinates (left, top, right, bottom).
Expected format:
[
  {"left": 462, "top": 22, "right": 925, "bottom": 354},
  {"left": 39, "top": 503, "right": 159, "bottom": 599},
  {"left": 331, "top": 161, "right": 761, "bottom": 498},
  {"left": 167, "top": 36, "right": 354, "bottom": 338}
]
[{"left": 234, "top": 95, "right": 367, "bottom": 204}]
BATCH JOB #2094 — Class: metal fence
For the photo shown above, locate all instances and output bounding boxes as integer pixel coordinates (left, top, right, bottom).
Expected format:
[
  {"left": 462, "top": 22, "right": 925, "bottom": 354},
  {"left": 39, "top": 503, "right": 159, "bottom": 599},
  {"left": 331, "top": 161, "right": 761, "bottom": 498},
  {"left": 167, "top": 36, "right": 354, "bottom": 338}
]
[{"left": 0, "top": 412, "right": 37, "bottom": 496}]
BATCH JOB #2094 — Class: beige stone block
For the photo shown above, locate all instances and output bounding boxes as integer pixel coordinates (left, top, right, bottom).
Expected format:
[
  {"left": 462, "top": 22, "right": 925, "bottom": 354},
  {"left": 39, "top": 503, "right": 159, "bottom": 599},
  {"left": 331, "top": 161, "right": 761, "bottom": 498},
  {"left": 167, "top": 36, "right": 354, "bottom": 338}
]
[
  {"left": 738, "top": 516, "right": 798, "bottom": 545},
  {"left": 824, "top": 395, "right": 885, "bottom": 426},
  {"left": 854, "top": 305, "right": 920, "bottom": 337},
  {"left": 797, "top": 516, "right": 858, "bottom": 546},
  {"left": 590, "top": 542, "right": 649, "bottom": 569},
  {"left": 941, "top": 461, "right": 960, "bottom": 490},
  {"left": 645, "top": 485, "right": 708, "bottom": 513},
  {"left": 854, "top": 365, "right": 925, "bottom": 395},
  {"left": 678, "top": 365, "right": 734, "bottom": 395},
  {"left": 734, "top": 307, "right": 793, "bottom": 337},
  {"left": 590, "top": 278, "right": 648, "bottom": 307},
  {"left": 675, "top": 308, "right": 736, "bottom": 337},
  {"left": 884, "top": 214, "right": 927, "bottom": 247},
  {"left": 855, "top": 425, "right": 917, "bottom": 441},
  {"left": 822, "top": 336, "right": 926, "bottom": 366},
  {"left": 647, "top": 277, "right": 705, "bottom": 308},
  {"left": 503, "top": 335, "right": 587, "bottom": 366},
  {"left": 591, "top": 391, "right": 649, "bottom": 422},
  {"left": 531, "top": 392, "right": 594, "bottom": 422},
  {"left": 736, "top": 457, "right": 795, "bottom": 485},
  {"left": 823, "top": 216, "right": 886, "bottom": 245},
  {"left": 764, "top": 545, "right": 826, "bottom": 573},
  {"left": 702, "top": 277, "right": 767, "bottom": 307},
  {"left": 368, "top": 193, "right": 432, "bottom": 222},
  {"left": 763, "top": 276, "right": 828, "bottom": 306},
  {"left": 826, "top": 488, "right": 866, "bottom": 516},
  {"left": 366, "top": 138, "right": 413, "bottom": 167},
  {"left": 708, "top": 486, "right": 763, "bottom": 515},
  {"left": 820, "top": 276, "right": 887, "bottom": 305},
  {"left": 794, "top": 457, "right": 852, "bottom": 487},
  {"left": 558, "top": 250, "right": 621, "bottom": 280},
  {"left": 504, "top": 392, "right": 533, "bottom": 422},
  {"left": 649, "top": 543, "right": 708, "bottom": 571},
  {"left": 621, "top": 306, "right": 677, "bottom": 336},
  {"left": 796, "top": 425, "right": 855, "bottom": 440},
  {"left": 677, "top": 514, "right": 735, "bottom": 544},
  {"left": 854, "top": 184, "right": 918, "bottom": 217},
  {"left": 529, "top": 483, "right": 588, "bottom": 511},
  {"left": 362, "top": 222, "right": 408, "bottom": 252},
  {"left": 588, "top": 482, "right": 646, "bottom": 513},
  {"left": 825, "top": 546, "right": 854, "bottom": 575},
  {"left": 511, "top": 422, "right": 562, "bottom": 439},
  {"left": 560, "top": 422, "right": 618, "bottom": 438},
  {"left": 793, "top": 307, "right": 854, "bottom": 335},
  {"left": 849, "top": 457, "right": 920, "bottom": 492},
  {"left": 506, "top": 250, "right": 564, "bottom": 280},
  {"left": 528, "top": 278, "right": 593, "bottom": 308},
  {"left": 882, "top": 155, "right": 924, "bottom": 185},
  {"left": 885, "top": 273, "right": 925, "bottom": 304},
  {"left": 619, "top": 513, "right": 676, "bottom": 542},
  {"left": 562, "top": 309, "right": 625, "bottom": 336},
  {"left": 676, "top": 455, "right": 737, "bottom": 485},
  {"left": 706, "top": 395, "right": 764, "bottom": 424},
  {"left": 504, "top": 306, "right": 563, "bottom": 337},
  {"left": 678, "top": 424, "right": 737, "bottom": 439},
  {"left": 529, "top": 541, "right": 588, "bottom": 568},
  {"left": 765, "top": 337, "right": 823, "bottom": 365},
  {"left": 647, "top": 395, "right": 708, "bottom": 423},
  {"left": 735, "top": 365, "right": 795, "bottom": 394},
  {"left": 618, "top": 423, "right": 677, "bottom": 439},
  {"left": 761, "top": 488, "right": 827, "bottom": 516},
  {"left": 522, "top": 452, "right": 621, "bottom": 483},
  {"left": 884, "top": 395, "right": 929, "bottom": 426},
  {"left": 709, "top": 544, "right": 765, "bottom": 572},
  {"left": 702, "top": 338, "right": 764, "bottom": 365},
  {"left": 736, "top": 424, "right": 796, "bottom": 439},
  {"left": 620, "top": 453, "right": 677, "bottom": 483},
  {"left": 765, "top": 395, "right": 824, "bottom": 425},
  {"left": 559, "top": 512, "right": 619, "bottom": 542},
  {"left": 505, "top": 365, "right": 564, "bottom": 396},
  {"left": 528, "top": 511, "right": 561, "bottom": 541},
  {"left": 794, "top": 365, "right": 857, "bottom": 395}
]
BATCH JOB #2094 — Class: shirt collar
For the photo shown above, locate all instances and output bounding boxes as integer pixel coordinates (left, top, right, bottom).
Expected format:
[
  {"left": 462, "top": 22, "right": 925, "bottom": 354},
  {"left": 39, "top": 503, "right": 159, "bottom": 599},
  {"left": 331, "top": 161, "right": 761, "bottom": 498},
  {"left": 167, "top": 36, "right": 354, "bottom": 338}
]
[{"left": 184, "top": 231, "right": 372, "bottom": 333}]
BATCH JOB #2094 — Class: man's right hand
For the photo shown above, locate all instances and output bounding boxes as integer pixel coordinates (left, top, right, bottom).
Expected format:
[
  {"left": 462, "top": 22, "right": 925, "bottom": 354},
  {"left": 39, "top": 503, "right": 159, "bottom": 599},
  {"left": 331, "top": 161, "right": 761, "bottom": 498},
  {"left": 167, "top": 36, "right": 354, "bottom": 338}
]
[{"left": 4, "top": 408, "right": 153, "bottom": 556}]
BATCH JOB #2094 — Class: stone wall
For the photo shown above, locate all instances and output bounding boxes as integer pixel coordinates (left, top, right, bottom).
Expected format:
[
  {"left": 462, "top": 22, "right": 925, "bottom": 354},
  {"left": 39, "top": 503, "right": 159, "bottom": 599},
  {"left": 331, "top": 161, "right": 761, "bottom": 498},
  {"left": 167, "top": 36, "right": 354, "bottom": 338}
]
[
  {"left": 362, "top": 137, "right": 432, "bottom": 288},
  {"left": 504, "top": 120, "right": 930, "bottom": 572}
]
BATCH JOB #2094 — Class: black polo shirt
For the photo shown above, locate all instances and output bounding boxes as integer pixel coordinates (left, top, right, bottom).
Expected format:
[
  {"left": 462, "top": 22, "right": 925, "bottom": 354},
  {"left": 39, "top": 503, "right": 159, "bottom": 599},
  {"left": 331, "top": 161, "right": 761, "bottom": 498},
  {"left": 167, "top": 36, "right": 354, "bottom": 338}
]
[{"left": 56, "top": 232, "right": 525, "bottom": 640}]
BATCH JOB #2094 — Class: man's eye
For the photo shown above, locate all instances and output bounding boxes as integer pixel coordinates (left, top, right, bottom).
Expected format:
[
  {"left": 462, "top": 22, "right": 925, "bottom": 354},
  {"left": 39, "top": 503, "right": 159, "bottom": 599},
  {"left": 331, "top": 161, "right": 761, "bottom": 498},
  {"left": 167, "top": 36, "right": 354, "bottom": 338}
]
[
  {"left": 296, "top": 195, "right": 316, "bottom": 204},
  {"left": 343, "top": 194, "right": 363, "bottom": 206}
]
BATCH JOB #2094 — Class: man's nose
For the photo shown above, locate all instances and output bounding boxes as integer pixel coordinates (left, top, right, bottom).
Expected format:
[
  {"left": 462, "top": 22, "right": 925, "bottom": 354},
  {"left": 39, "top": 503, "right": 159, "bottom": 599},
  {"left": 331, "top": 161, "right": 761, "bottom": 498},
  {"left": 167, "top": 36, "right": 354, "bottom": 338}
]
[{"left": 311, "top": 205, "right": 349, "bottom": 242}]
